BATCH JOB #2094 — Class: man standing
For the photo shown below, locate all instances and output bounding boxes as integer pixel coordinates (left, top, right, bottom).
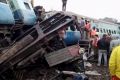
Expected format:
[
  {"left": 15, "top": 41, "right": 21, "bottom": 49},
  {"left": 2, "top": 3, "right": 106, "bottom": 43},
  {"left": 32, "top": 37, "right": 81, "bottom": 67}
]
[
  {"left": 62, "top": 0, "right": 67, "bottom": 11},
  {"left": 92, "top": 34, "right": 99, "bottom": 60},
  {"left": 79, "top": 18, "right": 85, "bottom": 39},
  {"left": 91, "top": 27, "right": 97, "bottom": 38},
  {"left": 97, "top": 34, "right": 108, "bottom": 66},
  {"left": 84, "top": 20, "right": 91, "bottom": 39},
  {"left": 109, "top": 46, "right": 120, "bottom": 80}
]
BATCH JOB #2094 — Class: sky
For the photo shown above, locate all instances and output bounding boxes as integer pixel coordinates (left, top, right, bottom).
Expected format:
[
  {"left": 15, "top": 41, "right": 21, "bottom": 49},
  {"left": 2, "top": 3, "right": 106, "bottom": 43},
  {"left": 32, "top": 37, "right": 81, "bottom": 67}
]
[{"left": 33, "top": 0, "right": 120, "bottom": 21}]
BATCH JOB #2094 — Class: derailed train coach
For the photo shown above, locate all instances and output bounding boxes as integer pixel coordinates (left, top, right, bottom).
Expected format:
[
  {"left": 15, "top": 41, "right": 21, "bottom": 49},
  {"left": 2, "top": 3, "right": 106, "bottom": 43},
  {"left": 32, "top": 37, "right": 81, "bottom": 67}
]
[
  {"left": 0, "top": 0, "right": 15, "bottom": 25},
  {"left": 91, "top": 19, "right": 120, "bottom": 39},
  {"left": 0, "top": 0, "right": 81, "bottom": 49},
  {"left": 0, "top": 11, "right": 90, "bottom": 80},
  {"left": 0, "top": 0, "right": 37, "bottom": 47},
  {"left": 8, "top": 0, "right": 36, "bottom": 26},
  {"left": 0, "top": 1, "right": 91, "bottom": 80},
  {"left": 0, "top": 0, "right": 36, "bottom": 26}
]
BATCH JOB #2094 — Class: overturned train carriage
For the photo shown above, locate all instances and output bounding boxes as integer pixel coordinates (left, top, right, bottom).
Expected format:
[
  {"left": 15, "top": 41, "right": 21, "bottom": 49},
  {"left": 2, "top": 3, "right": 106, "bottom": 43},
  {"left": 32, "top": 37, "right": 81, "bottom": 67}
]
[
  {"left": 0, "top": 13, "right": 90, "bottom": 80},
  {"left": 0, "top": 0, "right": 37, "bottom": 46},
  {"left": 0, "top": 0, "right": 36, "bottom": 26},
  {"left": 8, "top": 0, "right": 37, "bottom": 26}
]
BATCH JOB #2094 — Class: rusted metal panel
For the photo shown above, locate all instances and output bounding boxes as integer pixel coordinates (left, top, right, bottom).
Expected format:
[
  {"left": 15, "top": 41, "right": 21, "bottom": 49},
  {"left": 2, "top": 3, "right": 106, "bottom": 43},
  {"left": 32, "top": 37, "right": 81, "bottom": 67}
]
[
  {"left": 45, "top": 45, "right": 80, "bottom": 67},
  {"left": 17, "top": 48, "right": 46, "bottom": 67},
  {"left": 0, "top": 35, "right": 34, "bottom": 64},
  {"left": 8, "top": 17, "right": 73, "bottom": 66}
]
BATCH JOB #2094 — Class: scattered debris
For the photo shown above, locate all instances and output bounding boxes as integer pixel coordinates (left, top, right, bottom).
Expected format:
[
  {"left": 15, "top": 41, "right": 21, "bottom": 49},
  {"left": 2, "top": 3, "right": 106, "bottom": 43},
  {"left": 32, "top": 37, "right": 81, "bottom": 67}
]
[{"left": 85, "top": 70, "right": 101, "bottom": 76}]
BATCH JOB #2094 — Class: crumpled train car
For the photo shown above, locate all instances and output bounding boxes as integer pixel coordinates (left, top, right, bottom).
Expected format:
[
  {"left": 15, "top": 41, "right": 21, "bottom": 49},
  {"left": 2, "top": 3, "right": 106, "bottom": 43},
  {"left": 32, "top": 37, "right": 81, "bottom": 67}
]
[
  {"left": 0, "top": 0, "right": 15, "bottom": 25},
  {"left": 8, "top": 0, "right": 36, "bottom": 26}
]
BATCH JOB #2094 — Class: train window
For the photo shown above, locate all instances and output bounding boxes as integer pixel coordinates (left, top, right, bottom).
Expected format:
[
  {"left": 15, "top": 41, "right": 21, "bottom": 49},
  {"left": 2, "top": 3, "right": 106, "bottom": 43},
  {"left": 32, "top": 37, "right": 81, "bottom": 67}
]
[
  {"left": 109, "top": 30, "right": 111, "bottom": 34},
  {"left": 114, "top": 30, "right": 116, "bottom": 34},
  {"left": 100, "top": 29, "right": 103, "bottom": 33},
  {"left": 112, "top": 30, "right": 114, "bottom": 34},
  {"left": 24, "top": 2, "right": 31, "bottom": 10},
  {"left": 106, "top": 29, "right": 109, "bottom": 33},
  {"left": 103, "top": 29, "right": 106, "bottom": 33},
  {"left": 96, "top": 28, "right": 99, "bottom": 32},
  {"left": 0, "top": 0, "right": 7, "bottom": 4},
  {"left": 118, "top": 26, "right": 120, "bottom": 30},
  {"left": 111, "top": 31, "right": 114, "bottom": 34}
]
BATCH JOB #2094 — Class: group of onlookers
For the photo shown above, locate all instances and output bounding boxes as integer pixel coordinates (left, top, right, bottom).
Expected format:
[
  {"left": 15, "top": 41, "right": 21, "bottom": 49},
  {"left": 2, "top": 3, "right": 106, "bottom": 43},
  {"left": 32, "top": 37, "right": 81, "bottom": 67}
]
[
  {"left": 77, "top": 17, "right": 120, "bottom": 80},
  {"left": 91, "top": 33, "right": 120, "bottom": 80},
  {"left": 91, "top": 34, "right": 109, "bottom": 65},
  {"left": 72, "top": 16, "right": 120, "bottom": 80}
]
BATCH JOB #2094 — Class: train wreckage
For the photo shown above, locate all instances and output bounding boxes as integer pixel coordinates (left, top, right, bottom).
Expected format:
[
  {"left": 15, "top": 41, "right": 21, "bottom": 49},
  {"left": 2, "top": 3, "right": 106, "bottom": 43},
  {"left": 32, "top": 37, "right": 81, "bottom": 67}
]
[{"left": 0, "top": 12, "right": 92, "bottom": 80}]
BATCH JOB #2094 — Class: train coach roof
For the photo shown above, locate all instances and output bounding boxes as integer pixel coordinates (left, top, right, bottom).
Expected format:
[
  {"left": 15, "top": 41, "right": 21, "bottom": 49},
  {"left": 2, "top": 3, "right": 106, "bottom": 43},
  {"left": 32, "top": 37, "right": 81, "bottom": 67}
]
[{"left": 46, "top": 10, "right": 120, "bottom": 26}]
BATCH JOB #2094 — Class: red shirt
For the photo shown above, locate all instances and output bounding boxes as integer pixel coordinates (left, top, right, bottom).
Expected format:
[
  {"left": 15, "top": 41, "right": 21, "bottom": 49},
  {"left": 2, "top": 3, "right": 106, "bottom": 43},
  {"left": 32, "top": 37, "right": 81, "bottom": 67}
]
[
  {"left": 91, "top": 29, "right": 97, "bottom": 36},
  {"left": 85, "top": 23, "right": 91, "bottom": 31}
]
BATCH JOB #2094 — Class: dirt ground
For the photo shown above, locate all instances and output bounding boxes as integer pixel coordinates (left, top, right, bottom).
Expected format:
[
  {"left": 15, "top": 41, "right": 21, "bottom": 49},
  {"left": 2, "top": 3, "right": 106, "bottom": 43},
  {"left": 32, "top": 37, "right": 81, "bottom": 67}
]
[{"left": 86, "top": 62, "right": 111, "bottom": 80}]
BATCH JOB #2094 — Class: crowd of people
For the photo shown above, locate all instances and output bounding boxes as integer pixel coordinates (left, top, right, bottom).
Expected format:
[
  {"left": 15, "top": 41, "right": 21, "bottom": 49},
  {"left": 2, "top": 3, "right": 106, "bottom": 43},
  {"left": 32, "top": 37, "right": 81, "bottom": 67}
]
[
  {"left": 33, "top": 5, "right": 120, "bottom": 79},
  {"left": 78, "top": 18, "right": 120, "bottom": 80},
  {"left": 90, "top": 33, "right": 120, "bottom": 80}
]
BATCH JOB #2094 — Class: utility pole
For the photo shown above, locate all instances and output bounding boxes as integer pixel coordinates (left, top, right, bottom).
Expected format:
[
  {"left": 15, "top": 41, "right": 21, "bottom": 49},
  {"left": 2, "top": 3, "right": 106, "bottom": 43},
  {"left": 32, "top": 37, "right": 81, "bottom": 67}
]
[{"left": 62, "top": 0, "right": 67, "bottom": 11}]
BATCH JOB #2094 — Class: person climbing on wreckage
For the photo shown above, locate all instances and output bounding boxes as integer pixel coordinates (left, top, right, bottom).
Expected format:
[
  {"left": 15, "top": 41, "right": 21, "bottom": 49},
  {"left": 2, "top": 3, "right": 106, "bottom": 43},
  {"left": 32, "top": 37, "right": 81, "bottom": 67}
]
[{"left": 62, "top": 0, "right": 67, "bottom": 11}]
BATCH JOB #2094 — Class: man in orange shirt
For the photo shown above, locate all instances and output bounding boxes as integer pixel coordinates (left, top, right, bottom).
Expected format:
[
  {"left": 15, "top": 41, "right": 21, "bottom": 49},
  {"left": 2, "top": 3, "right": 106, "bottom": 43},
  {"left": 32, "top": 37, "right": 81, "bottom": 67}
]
[
  {"left": 92, "top": 34, "right": 99, "bottom": 60},
  {"left": 91, "top": 27, "right": 97, "bottom": 38},
  {"left": 84, "top": 20, "right": 91, "bottom": 39}
]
